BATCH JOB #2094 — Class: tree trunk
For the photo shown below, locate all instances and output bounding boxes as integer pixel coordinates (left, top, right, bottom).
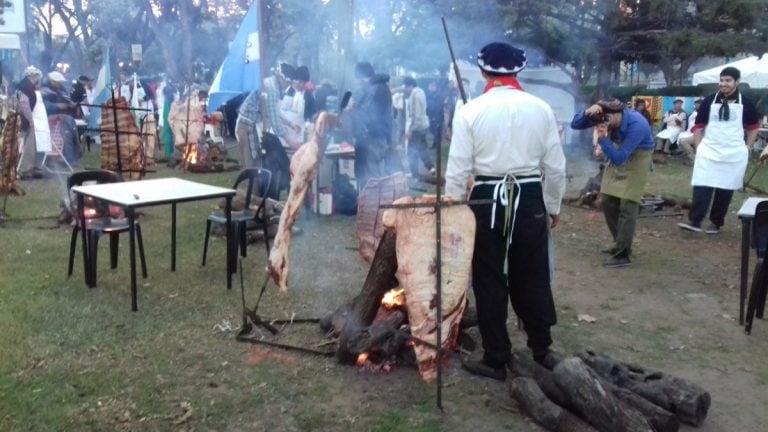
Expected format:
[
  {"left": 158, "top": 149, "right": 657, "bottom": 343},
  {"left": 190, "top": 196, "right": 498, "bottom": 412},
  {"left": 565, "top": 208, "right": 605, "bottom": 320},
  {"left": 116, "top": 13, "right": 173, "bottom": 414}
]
[
  {"left": 510, "top": 377, "right": 599, "bottom": 432},
  {"left": 578, "top": 350, "right": 710, "bottom": 426},
  {"left": 553, "top": 358, "right": 653, "bottom": 432}
]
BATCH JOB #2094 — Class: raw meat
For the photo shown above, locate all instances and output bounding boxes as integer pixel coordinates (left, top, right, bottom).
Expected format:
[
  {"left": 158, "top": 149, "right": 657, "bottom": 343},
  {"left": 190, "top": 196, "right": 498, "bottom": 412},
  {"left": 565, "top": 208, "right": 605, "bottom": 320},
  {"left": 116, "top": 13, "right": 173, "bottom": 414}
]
[
  {"left": 356, "top": 172, "right": 409, "bottom": 263},
  {"left": 267, "top": 112, "right": 338, "bottom": 292},
  {"left": 382, "top": 196, "right": 475, "bottom": 382},
  {"left": 168, "top": 95, "right": 204, "bottom": 152},
  {"left": 100, "top": 97, "right": 145, "bottom": 180}
]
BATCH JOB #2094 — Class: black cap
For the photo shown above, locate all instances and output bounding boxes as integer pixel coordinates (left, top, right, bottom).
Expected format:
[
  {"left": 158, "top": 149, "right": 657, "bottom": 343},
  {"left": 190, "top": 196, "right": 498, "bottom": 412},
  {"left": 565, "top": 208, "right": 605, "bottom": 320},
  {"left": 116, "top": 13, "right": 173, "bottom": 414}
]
[
  {"left": 293, "top": 66, "right": 310, "bottom": 82},
  {"left": 78, "top": 75, "right": 92, "bottom": 82},
  {"left": 402, "top": 76, "right": 417, "bottom": 87},
  {"left": 477, "top": 42, "right": 527, "bottom": 75}
]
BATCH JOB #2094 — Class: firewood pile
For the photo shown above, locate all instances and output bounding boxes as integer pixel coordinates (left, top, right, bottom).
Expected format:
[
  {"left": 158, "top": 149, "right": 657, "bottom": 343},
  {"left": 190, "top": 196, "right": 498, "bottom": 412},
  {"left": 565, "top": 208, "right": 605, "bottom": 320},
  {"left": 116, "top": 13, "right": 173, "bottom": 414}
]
[
  {"left": 0, "top": 103, "right": 21, "bottom": 195},
  {"left": 508, "top": 350, "right": 710, "bottom": 432},
  {"left": 100, "top": 97, "right": 145, "bottom": 180}
]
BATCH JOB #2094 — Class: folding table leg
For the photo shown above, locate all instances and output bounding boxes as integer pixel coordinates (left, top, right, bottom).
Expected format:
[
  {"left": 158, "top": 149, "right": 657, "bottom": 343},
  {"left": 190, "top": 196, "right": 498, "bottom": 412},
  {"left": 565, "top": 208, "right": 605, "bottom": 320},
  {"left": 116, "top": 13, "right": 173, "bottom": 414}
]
[
  {"left": 127, "top": 208, "right": 138, "bottom": 312},
  {"left": 740, "top": 220, "right": 750, "bottom": 325}
]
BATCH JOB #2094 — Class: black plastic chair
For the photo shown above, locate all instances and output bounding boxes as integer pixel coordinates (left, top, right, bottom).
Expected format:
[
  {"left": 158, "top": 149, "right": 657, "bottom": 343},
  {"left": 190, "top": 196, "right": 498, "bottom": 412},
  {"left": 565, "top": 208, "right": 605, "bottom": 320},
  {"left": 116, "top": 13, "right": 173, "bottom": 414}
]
[
  {"left": 202, "top": 168, "right": 272, "bottom": 267},
  {"left": 746, "top": 200, "right": 768, "bottom": 334},
  {"left": 67, "top": 170, "right": 148, "bottom": 285}
]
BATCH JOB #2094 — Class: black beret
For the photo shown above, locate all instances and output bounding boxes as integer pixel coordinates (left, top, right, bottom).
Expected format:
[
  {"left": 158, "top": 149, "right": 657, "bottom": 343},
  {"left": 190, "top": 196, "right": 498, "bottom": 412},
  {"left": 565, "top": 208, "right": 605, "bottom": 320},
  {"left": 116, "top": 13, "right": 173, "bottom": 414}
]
[
  {"left": 293, "top": 66, "right": 310, "bottom": 82},
  {"left": 477, "top": 42, "right": 527, "bottom": 75},
  {"left": 78, "top": 75, "right": 92, "bottom": 82}
]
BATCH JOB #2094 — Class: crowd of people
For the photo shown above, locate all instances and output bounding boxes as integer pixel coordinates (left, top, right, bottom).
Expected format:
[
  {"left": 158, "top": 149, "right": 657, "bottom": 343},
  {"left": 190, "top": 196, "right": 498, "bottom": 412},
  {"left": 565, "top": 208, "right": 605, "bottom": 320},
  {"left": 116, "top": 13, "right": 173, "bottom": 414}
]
[
  {"left": 6, "top": 48, "right": 766, "bottom": 384},
  {"left": 13, "top": 67, "right": 88, "bottom": 178}
]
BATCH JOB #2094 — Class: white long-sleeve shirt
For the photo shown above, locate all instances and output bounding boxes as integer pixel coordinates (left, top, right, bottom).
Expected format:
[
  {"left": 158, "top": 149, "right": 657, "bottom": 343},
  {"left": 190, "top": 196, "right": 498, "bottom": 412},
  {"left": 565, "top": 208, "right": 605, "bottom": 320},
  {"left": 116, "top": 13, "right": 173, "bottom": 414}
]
[
  {"left": 406, "top": 86, "right": 430, "bottom": 133},
  {"left": 445, "top": 86, "right": 566, "bottom": 215}
]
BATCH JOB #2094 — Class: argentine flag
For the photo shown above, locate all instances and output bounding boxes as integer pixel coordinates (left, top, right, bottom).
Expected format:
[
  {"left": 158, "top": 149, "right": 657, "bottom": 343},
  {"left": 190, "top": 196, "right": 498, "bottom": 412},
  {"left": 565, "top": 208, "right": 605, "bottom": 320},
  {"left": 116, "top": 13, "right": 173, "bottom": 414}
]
[
  {"left": 207, "top": 1, "right": 261, "bottom": 114},
  {"left": 87, "top": 48, "right": 112, "bottom": 130}
]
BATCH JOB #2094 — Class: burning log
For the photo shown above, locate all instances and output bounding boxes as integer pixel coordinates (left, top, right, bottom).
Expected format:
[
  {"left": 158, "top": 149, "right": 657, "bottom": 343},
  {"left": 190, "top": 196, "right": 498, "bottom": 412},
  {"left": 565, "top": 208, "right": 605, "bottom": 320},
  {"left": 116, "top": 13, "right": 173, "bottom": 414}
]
[
  {"left": 509, "top": 353, "right": 680, "bottom": 432},
  {"left": 510, "top": 377, "right": 598, "bottom": 432},
  {"left": 552, "top": 357, "right": 653, "bottom": 432},
  {"left": 321, "top": 229, "right": 401, "bottom": 363},
  {"left": 578, "top": 350, "right": 710, "bottom": 427}
]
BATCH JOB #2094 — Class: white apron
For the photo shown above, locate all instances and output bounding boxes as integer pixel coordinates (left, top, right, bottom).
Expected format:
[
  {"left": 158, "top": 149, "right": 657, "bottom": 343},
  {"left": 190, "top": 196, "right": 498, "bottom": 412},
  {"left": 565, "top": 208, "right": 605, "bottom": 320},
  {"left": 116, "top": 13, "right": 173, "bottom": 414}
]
[
  {"left": 279, "top": 91, "right": 305, "bottom": 145},
  {"left": 32, "top": 90, "right": 52, "bottom": 152},
  {"left": 691, "top": 93, "right": 748, "bottom": 190}
]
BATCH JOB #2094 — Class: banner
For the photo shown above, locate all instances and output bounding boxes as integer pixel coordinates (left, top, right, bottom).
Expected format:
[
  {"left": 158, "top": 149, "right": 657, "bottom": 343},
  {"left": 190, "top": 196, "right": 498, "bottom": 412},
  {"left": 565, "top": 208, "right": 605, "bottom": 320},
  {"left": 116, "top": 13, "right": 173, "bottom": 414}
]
[{"left": 207, "top": 1, "right": 261, "bottom": 114}]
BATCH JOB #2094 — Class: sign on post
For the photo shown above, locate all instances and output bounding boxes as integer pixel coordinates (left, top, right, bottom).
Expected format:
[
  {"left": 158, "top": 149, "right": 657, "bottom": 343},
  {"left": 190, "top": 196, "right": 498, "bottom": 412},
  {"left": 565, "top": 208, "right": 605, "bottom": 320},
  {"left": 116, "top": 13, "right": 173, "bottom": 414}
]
[
  {"left": 0, "top": 0, "right": 27, "bottom": 33},
  {"left": 131, "top": 44, "right": 142, "bottom": 63}
]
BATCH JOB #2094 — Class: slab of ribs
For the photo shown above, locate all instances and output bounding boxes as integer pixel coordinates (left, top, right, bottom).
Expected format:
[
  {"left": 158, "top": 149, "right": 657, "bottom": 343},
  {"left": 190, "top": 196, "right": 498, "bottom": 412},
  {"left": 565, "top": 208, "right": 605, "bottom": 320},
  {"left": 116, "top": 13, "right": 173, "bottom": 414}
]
[
  {"left": 382, "top": 196, "right": 475, "bottom": 382},
  {"left": 267, "top": 112, "right": 338, "bottom": 292}
]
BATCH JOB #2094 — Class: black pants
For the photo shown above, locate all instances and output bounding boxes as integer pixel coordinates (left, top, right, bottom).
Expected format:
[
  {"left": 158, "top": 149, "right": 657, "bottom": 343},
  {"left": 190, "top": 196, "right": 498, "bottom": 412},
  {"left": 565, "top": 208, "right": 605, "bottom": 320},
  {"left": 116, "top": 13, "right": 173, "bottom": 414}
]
[
  {"left": 689, "top": 186, "right": 734, "bottom": 228},
  {"left": 354, "top": 139, "right": 385, "bottom": 192},
  {"left": 407, "top": 130, "right": 433, "bottom": 176},
  {"left": 601, "top": 194, "right": 639, "bottom": 257},
  {"left": 469, "top": 181, "right": 556, "bottom": 367}
]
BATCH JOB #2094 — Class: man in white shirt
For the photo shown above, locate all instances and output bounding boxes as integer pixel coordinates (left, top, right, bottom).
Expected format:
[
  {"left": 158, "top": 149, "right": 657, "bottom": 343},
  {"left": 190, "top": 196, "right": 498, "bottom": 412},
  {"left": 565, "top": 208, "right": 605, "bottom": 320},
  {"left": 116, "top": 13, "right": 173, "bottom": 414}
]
[
  {"left": 402, "top": 76, "right": 433, "bottom": 178},
  {"left": 445, "top": 42, "right": 566, "bottom": 380}
]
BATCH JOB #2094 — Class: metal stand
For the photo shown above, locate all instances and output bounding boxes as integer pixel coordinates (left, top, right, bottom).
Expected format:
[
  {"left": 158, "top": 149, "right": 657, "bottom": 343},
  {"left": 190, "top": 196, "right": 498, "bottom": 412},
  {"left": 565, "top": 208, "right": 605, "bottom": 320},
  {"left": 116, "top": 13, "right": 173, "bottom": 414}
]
[{"left": 80, "top": 89, "right": 154, "bottom": 177}]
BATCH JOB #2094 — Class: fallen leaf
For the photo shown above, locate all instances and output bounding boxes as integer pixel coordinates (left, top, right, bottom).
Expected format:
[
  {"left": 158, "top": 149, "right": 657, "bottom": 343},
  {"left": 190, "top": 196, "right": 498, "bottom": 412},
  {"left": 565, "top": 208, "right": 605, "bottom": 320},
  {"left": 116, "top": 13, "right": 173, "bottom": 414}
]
[
  {"left": 620, "top": 320, "right": 629, "bottom": 325},
  {"left": 721, "top": 314, "right": 735, "bottom": 321},
  {"left": 577, "top": 314, "right": 597, "bottom": 323}
]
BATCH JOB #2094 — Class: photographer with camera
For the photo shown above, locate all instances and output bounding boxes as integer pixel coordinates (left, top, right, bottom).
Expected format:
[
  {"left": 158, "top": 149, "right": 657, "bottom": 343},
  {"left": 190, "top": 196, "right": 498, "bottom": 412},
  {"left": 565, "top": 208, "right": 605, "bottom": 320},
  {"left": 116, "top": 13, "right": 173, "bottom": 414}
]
[{"left": 571, "top": 99, "right": 654, "bottom": 267}]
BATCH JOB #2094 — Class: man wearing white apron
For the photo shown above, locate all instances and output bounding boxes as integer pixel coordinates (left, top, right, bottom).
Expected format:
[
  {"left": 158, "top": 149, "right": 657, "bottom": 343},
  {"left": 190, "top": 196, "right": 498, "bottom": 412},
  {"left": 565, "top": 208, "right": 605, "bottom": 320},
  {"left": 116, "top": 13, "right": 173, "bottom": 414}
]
[{"left": 678, "top": 67, "right": 760, "bottom": 234}]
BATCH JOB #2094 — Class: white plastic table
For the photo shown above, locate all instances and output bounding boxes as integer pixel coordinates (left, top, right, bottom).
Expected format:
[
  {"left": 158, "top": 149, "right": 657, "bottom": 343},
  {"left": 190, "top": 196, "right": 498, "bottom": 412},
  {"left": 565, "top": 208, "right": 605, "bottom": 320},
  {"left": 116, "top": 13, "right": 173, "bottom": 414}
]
[{"left": 72, "top": 177, "right": 236, "bottom": 311}]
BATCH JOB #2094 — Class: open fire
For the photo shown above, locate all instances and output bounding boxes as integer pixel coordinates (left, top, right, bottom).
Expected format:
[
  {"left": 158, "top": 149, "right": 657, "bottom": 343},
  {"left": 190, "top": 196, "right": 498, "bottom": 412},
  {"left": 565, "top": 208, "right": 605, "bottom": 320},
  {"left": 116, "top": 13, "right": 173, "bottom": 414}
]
[
  {"left": 184, "top": 145, "right": 201, "bottom": 166},
  {"left": 355, "top": 287, "right": 408, "bottom": 369},
  {"left": 381, "top": 288, "right": 404, "bottom": 309}
]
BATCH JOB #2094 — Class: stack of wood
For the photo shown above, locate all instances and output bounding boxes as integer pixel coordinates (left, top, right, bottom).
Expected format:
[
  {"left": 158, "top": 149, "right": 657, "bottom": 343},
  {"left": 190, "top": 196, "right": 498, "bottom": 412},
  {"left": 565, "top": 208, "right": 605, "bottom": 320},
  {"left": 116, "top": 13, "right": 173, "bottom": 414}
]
[
  {"left": 100, "top": 97, "right": 145, "bottom": 180},
  {"left": 355, "top": 172, "right": 409, "bottom": 262},
  {"left": 508, "top": 350, "right": 711, "bottom": 432},
  {"left": 0, "top": 104, "right": 21, "bottom": 195}
]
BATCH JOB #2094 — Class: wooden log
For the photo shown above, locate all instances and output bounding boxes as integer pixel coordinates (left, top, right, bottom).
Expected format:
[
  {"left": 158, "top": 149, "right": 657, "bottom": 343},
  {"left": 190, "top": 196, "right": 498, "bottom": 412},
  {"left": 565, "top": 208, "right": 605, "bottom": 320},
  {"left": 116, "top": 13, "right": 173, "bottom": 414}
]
[
  {"left": 320, "top": 229, "right": 398, "bottom": 336},
  {"left": 341, "top": 309, "right": 407, "bottom": 359},
  {"left": 511, "top": 353, "right": 678, "bottom": 432},
  {"left": 509, "top": 353, "right": 572, "bottom": 409},
  {"left": 578, "top": 350, "right": 710, "bottom": 426},
  {"left": 510, "top": 377, "right": 598, "bottom": 432},
  {"left": 553, "top": 357, "right": 653, "bottom": 432}
]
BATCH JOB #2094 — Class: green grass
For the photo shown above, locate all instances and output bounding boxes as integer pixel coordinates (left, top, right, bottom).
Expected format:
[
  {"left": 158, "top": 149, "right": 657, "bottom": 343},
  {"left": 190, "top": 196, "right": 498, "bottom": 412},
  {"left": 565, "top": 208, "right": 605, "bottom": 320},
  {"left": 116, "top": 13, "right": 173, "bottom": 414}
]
[{"left": 2, "top": 148, "right": 767, "bottom": 431}]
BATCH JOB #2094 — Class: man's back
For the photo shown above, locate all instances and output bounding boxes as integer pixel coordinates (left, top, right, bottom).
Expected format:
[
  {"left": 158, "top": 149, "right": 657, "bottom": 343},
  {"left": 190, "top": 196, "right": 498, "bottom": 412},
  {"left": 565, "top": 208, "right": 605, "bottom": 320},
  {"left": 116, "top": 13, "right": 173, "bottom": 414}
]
[{"left": 453, "top": 87, "right": 561, "bottom": 177}]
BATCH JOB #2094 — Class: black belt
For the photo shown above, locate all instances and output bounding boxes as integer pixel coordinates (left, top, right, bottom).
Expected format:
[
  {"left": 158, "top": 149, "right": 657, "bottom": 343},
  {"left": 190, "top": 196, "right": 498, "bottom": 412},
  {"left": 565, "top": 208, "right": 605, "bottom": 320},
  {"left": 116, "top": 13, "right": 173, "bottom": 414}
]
[{"left": 476, "top": 174, "right": 540, "bottom": 182}]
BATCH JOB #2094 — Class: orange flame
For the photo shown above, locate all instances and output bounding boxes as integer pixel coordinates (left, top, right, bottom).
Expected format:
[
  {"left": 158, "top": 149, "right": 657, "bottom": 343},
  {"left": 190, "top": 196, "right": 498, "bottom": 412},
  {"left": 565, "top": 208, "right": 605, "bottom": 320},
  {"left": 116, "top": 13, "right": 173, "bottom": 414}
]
[
  {"left": 185, "top": 146, "right": 199, "bottom": 165},
  {"left": 356, "top": 352, "right": 369, "bottom": 366},
  {"left": 381, "top": 288, "right": 405, "bottom": 309}
]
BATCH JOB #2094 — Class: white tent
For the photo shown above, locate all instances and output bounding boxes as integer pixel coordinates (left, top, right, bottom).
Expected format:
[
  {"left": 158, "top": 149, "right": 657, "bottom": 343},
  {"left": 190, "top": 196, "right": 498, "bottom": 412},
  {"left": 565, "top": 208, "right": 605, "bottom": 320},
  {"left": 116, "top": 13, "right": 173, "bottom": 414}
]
[{"left": 692, "top": 54, "right": 768, "bottom": 88}]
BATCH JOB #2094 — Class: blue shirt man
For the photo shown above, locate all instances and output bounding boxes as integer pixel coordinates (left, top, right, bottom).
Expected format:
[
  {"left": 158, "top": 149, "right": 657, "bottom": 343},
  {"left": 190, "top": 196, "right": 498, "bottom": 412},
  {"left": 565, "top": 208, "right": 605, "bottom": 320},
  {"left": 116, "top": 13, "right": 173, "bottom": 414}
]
[{"left": 571, "top": 99, "right": 654, "bottom": 268}]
